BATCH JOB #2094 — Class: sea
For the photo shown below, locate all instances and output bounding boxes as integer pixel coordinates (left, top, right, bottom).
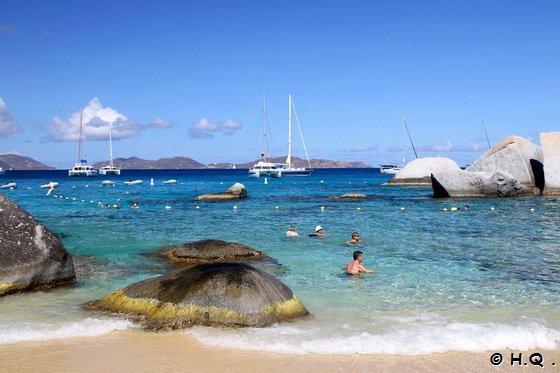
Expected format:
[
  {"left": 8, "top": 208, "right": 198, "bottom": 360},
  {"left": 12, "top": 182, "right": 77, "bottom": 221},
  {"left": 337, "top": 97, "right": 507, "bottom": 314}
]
[{"left": 0, "top": 168, "right": 559, "bottom": 355}]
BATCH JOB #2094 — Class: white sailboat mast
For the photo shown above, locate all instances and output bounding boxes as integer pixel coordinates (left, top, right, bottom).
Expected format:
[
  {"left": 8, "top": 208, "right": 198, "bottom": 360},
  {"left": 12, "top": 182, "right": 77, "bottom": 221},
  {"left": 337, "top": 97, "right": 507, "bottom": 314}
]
[
  {"left": 108, "top": 124, "right": 114, "bottom": 167},
  {"left": 287, "top": 94, "right": 292, "bottom": 167},
  {"left": 263, "top": 95, "right": 269, "bottom": 163},
  {"left": 77, "top": 110, "right": 83, "bottom": 165},
  {"left": 401, "top": 114, "right": 407, "bottom": 166}
]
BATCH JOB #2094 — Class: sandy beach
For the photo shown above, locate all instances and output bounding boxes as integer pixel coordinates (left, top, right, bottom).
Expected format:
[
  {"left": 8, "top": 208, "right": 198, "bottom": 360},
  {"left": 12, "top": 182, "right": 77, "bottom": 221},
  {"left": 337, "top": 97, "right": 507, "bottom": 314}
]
[{"left": 0, "top": 330, "right": 558, "bottom": 373}]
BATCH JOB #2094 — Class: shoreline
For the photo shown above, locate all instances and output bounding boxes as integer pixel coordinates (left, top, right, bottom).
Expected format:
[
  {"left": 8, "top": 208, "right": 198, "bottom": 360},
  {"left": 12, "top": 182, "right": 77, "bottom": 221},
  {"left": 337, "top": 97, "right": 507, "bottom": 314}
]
[{"left": 0, "top": 330, "right": 558, "bottom": 372}]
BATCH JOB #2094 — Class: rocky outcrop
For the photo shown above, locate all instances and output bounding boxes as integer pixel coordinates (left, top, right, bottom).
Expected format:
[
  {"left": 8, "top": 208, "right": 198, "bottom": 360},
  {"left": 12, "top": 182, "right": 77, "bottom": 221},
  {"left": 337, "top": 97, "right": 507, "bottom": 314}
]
[
  {"left": 194, "top": 182, "right": 247, "bottom": 201},
  {"left": 431, "top": 170, "right": 526, "bottom": 198},
  {"left": 0, "top": 193, "right": 75, "bottom": 296},
  {"left": 466, "top": 135, "right": 543, "bottom": 193},
  {"left": 384, "top": 157, "right": 461, "bottom": 186},
  {"left": 84, "top": 262, "right": 309, "bottom": 329},
  {"left": 541, "top": 132, "right": 560, "bottom": 195},
  {"left": 328, "top": 192, "right": 370, "bottom": 200},
  {"left": 165, "top": 239, "right": 269, "bottom": 265}
]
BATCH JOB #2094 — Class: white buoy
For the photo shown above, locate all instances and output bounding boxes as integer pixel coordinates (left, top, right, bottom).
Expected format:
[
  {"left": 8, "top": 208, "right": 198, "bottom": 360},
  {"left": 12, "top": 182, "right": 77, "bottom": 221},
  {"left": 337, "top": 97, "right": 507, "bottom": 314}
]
[
  {"left": 400, "top": 207, "right": 405, "bottom": 211},
  {"left": 275, "top": 206, "right": 279, "bottom": 209},
  {"left": 530, "top": 208, "right": 535, "bottom": 212},
  {"left": 150, "top": 178, "right": 154, "bottom": 186},
  {"left": 233, "top": 206, "right": 237, "bottom": 210},
  {"left": 490, "top": 207, "right": 495, "bottom": 211},
  {"left": 356, "top": 207, "right": 361, "bottom": 211},
  {"left": 264, "top": 177, "right": 268, "bottom": 185},
  {"left": 165, "top": 205, "right": 172, "bottom": 210},
  {"left": 320, "top": 206, "right": 325, "bottom": 211},
  {"left": 196, "top": 206, "right": 200, "bottom": 209}
]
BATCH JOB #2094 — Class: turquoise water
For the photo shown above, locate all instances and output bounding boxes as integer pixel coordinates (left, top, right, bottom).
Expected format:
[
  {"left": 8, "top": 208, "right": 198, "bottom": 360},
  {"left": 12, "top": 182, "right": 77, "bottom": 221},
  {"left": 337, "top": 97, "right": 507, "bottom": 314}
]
[{"left": 1, "top": 169, "right": 559, "bottom": 354}]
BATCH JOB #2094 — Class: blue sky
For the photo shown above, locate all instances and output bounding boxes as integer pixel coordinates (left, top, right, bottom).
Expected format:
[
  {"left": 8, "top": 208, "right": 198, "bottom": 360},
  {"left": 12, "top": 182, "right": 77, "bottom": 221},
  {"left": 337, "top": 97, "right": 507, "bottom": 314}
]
[{"left": 1, "top": 0, "right": 559, "bottom": 168}]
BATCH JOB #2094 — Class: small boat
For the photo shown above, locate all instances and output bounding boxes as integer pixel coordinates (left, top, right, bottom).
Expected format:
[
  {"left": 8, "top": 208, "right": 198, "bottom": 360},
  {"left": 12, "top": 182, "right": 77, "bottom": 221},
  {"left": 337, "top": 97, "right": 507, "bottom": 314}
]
[
  {"left": 1, "top": 182, "right": 17, "bottom": 189},
  {"left": 40, "top": 181, "right": 59, "bottom": 189},
  {"left": 0, "top": 167, "right": 5, "bottom": 175},
  {"left": 124, "top": 180, "right": 143, "bottom": 186},
  {"left": 163, "top": 179, "right": 177, "bottom": 184},
  {"left": 379, "top": 164, "right": 402, "bottom": 174},
  {"left": 101, "top": 180, "right": 116, "bottom": 186}
]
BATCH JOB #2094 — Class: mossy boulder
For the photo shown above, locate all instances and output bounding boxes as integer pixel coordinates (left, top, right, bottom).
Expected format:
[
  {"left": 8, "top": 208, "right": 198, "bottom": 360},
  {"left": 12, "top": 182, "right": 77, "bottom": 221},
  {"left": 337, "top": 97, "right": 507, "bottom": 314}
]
[
  {"left": 84, "top": 262, "right": 309, "bottom": 329},
  {"left": 165, "top": 239, "right": 269, "bottom": 265},
  {"left": 0, "top": 193, "right": 75, "bottom": 296}
]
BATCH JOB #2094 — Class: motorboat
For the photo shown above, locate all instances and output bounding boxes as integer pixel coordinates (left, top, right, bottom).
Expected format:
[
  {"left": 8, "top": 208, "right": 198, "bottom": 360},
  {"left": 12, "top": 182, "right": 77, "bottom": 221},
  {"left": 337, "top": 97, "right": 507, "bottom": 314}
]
[
  {"left": 40, "top": 181, "right": 59, "bottom": 189},
  {"left": 101, "top": 180, "right": 116, "bottom": 186},
  {"left": 124, "top": 180, "right": 143, "bottom": 186},
  {"left": 379, "top": 164, "right": 402, "bottom": 174},
  {"left": 1, "top": 182, "right": 16, "bottom": 189}
]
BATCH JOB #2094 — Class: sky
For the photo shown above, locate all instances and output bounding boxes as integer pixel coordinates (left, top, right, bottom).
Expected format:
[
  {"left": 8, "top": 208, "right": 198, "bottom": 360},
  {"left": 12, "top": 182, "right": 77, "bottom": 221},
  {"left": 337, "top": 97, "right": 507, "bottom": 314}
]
[{"left": 1, "top": 0, "right": 559, "bottom": 169}]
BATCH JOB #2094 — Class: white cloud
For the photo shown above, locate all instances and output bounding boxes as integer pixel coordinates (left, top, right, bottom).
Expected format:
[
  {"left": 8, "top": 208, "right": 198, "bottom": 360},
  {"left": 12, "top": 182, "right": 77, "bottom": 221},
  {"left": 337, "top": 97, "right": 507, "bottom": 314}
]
[
  {"left": 0, "top": 98, "right": 22, "bottom": 137},
  {"left": 45, "top": 98, "right": 143, "bottom": 142},
  {"left": 188, "top": 118, "right": 242, "bottom": 139},
  {"left": 432, "top": 140, "right": 453, "bottom": 152},
  {"left": 148, "top": 117, "right": 174, "bottom": 129},
  {"left": 347, "top": 145, "right": 379, "bottom": 152}
]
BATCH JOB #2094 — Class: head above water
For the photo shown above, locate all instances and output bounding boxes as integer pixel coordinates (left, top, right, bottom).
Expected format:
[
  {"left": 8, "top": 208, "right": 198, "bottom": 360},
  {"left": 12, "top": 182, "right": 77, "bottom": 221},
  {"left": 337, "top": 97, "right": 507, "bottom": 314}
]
[
  {"left": 353, "top": 250, "right": 364, "bottom": 260},
  {"left": 289, "top": 224, "right": 297, "bottom": 231},
  {"left": 315, "top": 225, "right": 323, "bottom": 233}
]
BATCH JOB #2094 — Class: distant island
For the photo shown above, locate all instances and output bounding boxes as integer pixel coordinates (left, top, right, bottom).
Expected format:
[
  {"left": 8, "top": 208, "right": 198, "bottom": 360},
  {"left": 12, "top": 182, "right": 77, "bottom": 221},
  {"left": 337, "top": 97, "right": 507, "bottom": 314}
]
[{"left": 0, "top": 154, "right": 372, "bottom": 171}]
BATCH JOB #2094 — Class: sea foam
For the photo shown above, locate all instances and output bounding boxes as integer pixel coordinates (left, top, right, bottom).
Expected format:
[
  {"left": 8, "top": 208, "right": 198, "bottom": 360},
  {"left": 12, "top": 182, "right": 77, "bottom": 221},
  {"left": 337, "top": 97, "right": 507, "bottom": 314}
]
[
  {"left": 0, "top": 317, "right": 135, "bottom": 344},
  {"left": 188, "top": 319, "right": 560, "bottom": 355}
]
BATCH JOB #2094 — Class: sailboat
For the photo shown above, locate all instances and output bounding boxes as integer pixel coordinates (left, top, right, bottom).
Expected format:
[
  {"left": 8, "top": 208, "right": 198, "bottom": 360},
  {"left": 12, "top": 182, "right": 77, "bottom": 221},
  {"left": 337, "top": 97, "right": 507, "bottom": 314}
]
[
  {"left": 248, "top": 96, "right": 282, "bottom": 178},
  {"left": 278, "top": 94, "right": 312, "bottom": 176},
  {"left": 380, "top": 115, "right": 417, "bottom": 174},
  {"left": 99, "top": 123, "right": 121, "bottom": 175},
  {"left": 68, "top": 110, "right": 98, "bottom": 177}
]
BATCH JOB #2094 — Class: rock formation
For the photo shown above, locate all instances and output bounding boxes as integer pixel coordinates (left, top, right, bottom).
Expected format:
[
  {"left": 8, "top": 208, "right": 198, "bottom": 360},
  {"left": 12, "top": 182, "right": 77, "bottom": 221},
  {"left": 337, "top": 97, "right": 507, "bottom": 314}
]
[
  {"left": 384, "top": 157, "right": 461, "bottom": 186},
  {"left": 165, "top": 239, "right": 269, "bottom": 265},
  {"left": 466, "top": 135, "right": 543, "bottom": 193},
  {"left": 328, "top": 192, "right": 370, "bottom": 200},
  {"left": 541, "top": 132, "right": 560, "bottom": 195},
  {"left": 84, "top": 262, "right": 309, "bottom": 329},
  {"left": 194, "top": 182, "right": 247, "bottom": 201},
  {"left": 431, "top": 170, "right": 526, "bottom": 198},
  {"left": 0, "top": 193, "right": 75, "bottom": 296}
]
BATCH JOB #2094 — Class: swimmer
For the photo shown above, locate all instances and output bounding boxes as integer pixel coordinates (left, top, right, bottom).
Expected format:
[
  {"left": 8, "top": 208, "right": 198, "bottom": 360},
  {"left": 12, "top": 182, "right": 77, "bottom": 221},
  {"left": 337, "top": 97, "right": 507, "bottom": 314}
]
[
  {"left": 346, "top": 231, "right": 361, "bottom": 244},
  {"left": 286, "top": 224, "right": 299, "bottom": 237},
  {"left": 344, "top": 250, "right": 374, "bottom": 275},
  {"left": 309, "top": 225, "right": 331, "bottom": 237}
]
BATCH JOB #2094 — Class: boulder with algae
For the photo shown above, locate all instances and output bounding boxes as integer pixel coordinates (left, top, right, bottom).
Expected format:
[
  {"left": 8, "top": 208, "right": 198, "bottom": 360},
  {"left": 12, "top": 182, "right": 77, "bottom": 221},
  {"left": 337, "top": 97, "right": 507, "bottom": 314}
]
[
  {"left": 194, "top": 182, "right": 247, "bottom": 201},
  {"left": 84, "top": 262, "right": 309, "bottom": 329},
  {"left": 0, "top": 193, "right": 75, "bottom": 296},
  {"left": 165, "top": 239, "right": 269, "bottom": 265}
]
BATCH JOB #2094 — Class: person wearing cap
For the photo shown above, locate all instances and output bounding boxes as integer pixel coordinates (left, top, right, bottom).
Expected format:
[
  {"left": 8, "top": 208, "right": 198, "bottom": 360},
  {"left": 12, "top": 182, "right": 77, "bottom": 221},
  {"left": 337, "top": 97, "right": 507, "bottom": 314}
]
[
  {"left": 286, "top": 224, "right": 300, "bottom": 237},
  {"left": 310, "top": 225, "right": 331, "bottom": 237}
]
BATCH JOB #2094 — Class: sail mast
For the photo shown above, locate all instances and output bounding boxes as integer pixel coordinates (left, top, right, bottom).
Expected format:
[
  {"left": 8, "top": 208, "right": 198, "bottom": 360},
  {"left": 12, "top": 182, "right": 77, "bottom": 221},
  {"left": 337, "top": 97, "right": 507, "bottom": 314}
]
[
  {"left": 401, "top": 114, "right": 407, "bottom": 165},
  {"left": 482, "top": 120, "right": 491, "bottom": 150},
  {"left": 287, "top": 94, "right": 293, "bottom": 168},
  {"left": 108, "top": 123, "right": 114, "bottom": 167},
  {"left": 263, "top": 94, "right": 269, "bottom": 163},
  {"left": 403, "top": 117, "right": 418, "bottom": 159},
  {"left": 77, "top": 110, "right": 83, "bottom": 165}
]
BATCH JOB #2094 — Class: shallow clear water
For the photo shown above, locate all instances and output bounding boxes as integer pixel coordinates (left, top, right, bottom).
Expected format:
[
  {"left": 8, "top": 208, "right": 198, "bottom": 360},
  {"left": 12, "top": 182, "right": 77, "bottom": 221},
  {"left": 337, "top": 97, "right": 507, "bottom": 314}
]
[{"left": 1, "top": 169, "right": 559, "bottom": 354}]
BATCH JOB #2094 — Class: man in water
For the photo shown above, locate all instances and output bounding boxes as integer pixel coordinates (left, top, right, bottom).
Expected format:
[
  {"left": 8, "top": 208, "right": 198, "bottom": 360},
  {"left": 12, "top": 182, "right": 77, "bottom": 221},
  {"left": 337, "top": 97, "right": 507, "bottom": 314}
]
[
  {"left": 344, "top": 250, "right": 375, "bottom": 275},
  {"left": 346, "top": 231, "right": 361, "bottom": 244},
  {"left": 286, "top": 224, "right": 299, "bottom": 237}
]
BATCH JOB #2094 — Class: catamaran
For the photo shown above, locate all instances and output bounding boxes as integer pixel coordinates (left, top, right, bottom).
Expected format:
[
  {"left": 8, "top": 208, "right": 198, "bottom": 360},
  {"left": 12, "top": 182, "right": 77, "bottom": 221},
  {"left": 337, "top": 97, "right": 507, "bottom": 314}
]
[
  {"left": 69, "top": 110, "right": 98, "bottom": 177},
  {"left": 248, "top": 96, "right": 282, "bottom": 178},
  {"left": 278, "top": 94, "right": 312, "bottom": 176},
  {"left": 99, "top": 123, "right": 120, "bottom": 175}
]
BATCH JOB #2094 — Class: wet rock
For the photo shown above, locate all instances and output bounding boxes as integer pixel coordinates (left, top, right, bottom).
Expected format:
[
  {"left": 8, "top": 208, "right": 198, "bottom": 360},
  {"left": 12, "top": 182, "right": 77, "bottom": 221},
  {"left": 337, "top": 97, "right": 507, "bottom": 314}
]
[
  {"left": 0, "top": 193, "right": 75, "bottom": 296},
  {"left": 328, "top": 192, "right": 370, "bottom": 200},
  {"left": 165, "top": 239, "right": 269, "bottom": 265},
  {"left": 84, "top": 262, "right": 309, "bottom": 329},
  {"left": 194, "top": 182, "right": 247, "bottom": 201}
]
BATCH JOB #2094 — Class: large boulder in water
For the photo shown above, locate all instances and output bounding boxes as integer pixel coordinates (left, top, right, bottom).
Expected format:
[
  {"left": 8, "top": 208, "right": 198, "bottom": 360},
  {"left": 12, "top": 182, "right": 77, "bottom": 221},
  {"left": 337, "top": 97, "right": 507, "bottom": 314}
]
[
  {"left": 384, "top": 157, "right": 461, "bottom": 186},
  {"left": 84, "top": 262, "right": 309, "bottom": 329},
  {"left": 541, "top": 132, "right": 560, "bottom": 195},
  {"left": 0, "top": 193, "right": 75, "bottom": 296},
  {"left": 194, "top": 182, "right": 247, "bottom": 201},
  {"left": 431, "top": 170, "right": 526, "bottom": 198},
  {"left": 165, "top": 239, "right": 269, "bottom": 265},
  {"left": 466, "top": 135, "right": 543, "bottom": 194}
]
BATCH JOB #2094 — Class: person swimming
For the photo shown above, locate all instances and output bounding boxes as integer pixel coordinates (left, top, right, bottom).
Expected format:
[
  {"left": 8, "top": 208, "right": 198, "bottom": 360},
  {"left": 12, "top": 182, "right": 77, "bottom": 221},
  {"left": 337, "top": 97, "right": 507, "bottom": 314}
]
[
  {"left": 309, "top": 225, "right": 331, "bottom": 237},
  {"left": 346, "top": 231, "right": 361, "bottom": 244},
  {"left": 344, "top": 250, "right": 374, "bottom": 275}
]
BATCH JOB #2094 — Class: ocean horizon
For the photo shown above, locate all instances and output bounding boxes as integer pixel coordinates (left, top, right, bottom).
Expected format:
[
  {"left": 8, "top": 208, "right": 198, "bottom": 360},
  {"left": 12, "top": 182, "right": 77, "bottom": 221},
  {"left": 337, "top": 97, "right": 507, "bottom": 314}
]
[{"left": 0, "top": 168, "right": 558, "bottom": 355}]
